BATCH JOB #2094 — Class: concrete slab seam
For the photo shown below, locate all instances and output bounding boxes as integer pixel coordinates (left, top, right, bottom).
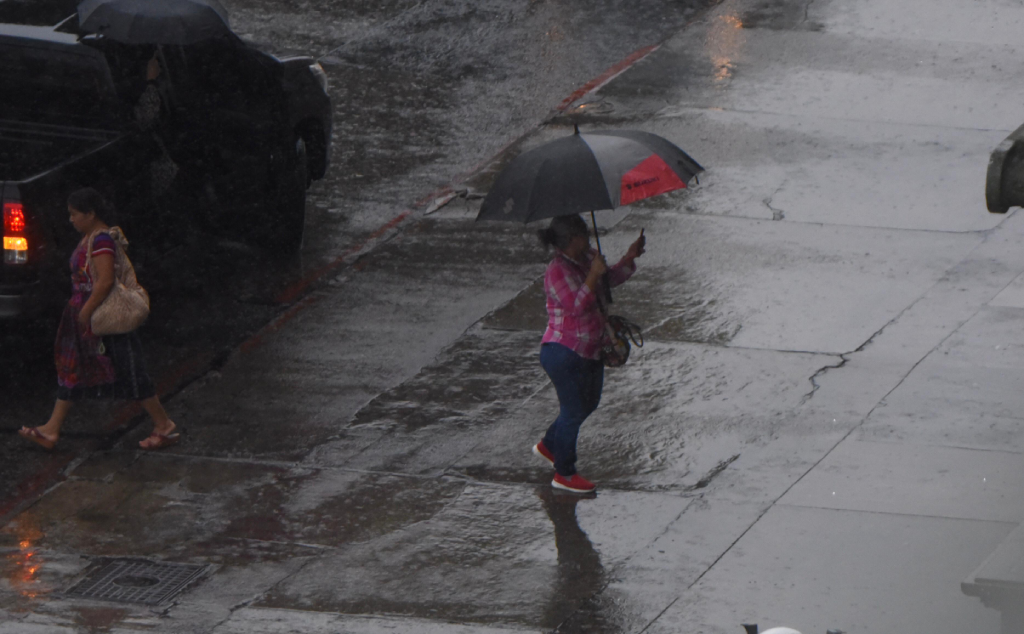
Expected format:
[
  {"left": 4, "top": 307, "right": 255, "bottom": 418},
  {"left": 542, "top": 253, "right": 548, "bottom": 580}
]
[
  {"left": 643, "top": 209, "right": 999, "bottom": 235},
  {"left": 774, "top": 503, "right": 1022, "bottom": 526},
  {"left": 657, "top": 104, "right": 1024, "bottom": 136},
  {"left": 845, "top": 437, "right": 1024, "bottom": 457},
  {"left": 636, "top": 596, "right": 682, "bottom": 634}
]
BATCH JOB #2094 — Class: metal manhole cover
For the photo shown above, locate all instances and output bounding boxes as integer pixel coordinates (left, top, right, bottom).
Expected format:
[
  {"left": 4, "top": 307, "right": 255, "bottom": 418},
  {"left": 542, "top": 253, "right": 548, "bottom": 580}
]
[{"left": 64, "top": 558, "right": 208, "bottom": 606}]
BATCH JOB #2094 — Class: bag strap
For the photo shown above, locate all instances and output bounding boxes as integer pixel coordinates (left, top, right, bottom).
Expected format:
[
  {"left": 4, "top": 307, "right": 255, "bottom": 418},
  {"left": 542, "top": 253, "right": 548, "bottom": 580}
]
[
  {"left": 607, "top": 315, "right": 644, "bottom": 347},
  {"left": 84, "top": 229, "right": 101, "bottom": 279},
  {"left": 84, "top": 228, "right": 126, "bottom": 284}
]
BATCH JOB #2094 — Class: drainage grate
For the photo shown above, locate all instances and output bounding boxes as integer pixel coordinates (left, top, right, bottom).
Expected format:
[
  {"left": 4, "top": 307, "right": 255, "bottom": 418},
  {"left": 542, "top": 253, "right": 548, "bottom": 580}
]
[{"left": 64, "top": 558, "right": 208, "bottom": 606}]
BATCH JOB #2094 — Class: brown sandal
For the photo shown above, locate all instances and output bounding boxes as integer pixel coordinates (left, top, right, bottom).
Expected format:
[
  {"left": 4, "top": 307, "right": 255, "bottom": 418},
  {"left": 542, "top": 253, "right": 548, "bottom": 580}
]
[
  {"left": 139, "top": 431, "right": 180, "bottom": 450},
  {"left": 19, "top": 427, "right": 56, "bottom": 451}
]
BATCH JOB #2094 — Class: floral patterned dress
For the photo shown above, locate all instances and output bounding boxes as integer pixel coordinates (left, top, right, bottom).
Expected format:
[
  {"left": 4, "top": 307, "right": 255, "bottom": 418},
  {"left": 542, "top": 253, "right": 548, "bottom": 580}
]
[
  {"left": 54, "top": 233, "right": 117, "bottom": 392},
  {"left": 54, "top": 230, "right": 155, "bottom": 401}
]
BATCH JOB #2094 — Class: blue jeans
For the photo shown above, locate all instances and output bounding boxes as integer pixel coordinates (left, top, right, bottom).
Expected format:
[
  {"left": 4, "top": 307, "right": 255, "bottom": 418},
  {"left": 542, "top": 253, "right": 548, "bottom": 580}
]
[{"left": 540, "top": 343, "right": 604, "bottom": 477}]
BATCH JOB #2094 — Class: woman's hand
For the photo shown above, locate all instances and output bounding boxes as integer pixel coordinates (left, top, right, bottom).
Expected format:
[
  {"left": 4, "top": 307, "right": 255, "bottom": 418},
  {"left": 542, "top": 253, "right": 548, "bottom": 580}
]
[
  {"left": 625, "top": 229, "right": 646, "bottom": 262},
  {"left": 146, "top": 56, "right": 161, "bottom": 81},
  {"left": 78, "top": 305, "right": 94, "bottom": 328}
]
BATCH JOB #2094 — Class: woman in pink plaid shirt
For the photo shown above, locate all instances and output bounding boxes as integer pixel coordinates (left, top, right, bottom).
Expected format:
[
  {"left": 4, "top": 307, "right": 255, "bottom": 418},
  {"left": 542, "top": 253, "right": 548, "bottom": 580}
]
[{"left": 532, "top": 215, "right": 645, "bottom": 493}]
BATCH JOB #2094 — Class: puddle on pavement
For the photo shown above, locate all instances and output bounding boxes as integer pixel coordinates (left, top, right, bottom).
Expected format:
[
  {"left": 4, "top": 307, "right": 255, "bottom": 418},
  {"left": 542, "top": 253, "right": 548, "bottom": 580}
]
[
  {"left": 1, "top": 520, "right": 44, "bottom": 601},
  {"left": 536, "top": 488, "right": 606, "bottom": 631},
  {"left": 258, "top": 481, "right": 685, "bottom": 632},
  {"left": 441, "top": 337, "right": 829, "bottom": 492},
  {"left": 1, "top": 454, "right": 466, "bottom": 566}
]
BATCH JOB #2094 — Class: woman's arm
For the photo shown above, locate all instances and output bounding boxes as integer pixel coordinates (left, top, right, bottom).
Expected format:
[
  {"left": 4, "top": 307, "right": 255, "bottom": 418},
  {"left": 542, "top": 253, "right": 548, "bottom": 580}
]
[
  {"left": 547, "top": 258, "right": 602, "bottom": 314},
  {"left": 79, "top": 253, "right": 114, "bottom": 327},
  {"left": 608, "top": 230, "right": 646, "bottom": 288}
]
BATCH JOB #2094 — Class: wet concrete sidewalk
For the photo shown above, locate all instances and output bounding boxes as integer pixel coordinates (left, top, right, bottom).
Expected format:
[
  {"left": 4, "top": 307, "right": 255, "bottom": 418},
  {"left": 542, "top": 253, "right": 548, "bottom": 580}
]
[{"left": 4, "top": 0, "right": 1024, "bottom": 632}]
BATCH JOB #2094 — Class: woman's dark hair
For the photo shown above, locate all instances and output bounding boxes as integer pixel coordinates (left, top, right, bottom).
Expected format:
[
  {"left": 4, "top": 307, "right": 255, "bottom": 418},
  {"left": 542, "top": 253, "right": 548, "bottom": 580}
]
[
  {"left": 67, "top": 188, "right": 114, "bottom": 224},
  {"left": 538, "top": 214, "right": 589, "bottom": 250}
]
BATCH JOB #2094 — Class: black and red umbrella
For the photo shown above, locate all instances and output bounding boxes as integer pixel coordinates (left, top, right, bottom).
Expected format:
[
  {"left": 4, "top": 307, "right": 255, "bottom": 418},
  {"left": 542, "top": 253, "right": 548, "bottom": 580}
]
[
  {"left": 477, "top": 127, "right": 703, "bottom": 224},
  {"left": 477, "top": 127, "right": 703, "bottom": 302}
]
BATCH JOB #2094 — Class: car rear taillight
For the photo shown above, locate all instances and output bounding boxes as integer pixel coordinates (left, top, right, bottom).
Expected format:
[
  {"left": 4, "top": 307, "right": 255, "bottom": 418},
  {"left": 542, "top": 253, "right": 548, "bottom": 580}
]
[
  {"left": 3, "top": 202, "right": 27, "bottom": 264},
  {"left": 4, "top": 203, "right": 24, "bottom": 233}
]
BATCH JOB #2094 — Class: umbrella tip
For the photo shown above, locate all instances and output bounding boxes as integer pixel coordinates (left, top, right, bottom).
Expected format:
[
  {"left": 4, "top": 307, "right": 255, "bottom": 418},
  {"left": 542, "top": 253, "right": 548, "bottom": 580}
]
[{"left": 574, "top": 123, "right": 580, "bottom": 135}]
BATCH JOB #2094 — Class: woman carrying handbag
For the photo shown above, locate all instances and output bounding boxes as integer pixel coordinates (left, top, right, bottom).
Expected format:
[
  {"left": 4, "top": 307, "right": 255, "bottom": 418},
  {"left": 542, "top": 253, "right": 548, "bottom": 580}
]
[
  {"left": 18, "top": 188, "right": 179, "bottom": 451},
  {"left": 531, "top": 215, "right": 645, "bottom": 494}
]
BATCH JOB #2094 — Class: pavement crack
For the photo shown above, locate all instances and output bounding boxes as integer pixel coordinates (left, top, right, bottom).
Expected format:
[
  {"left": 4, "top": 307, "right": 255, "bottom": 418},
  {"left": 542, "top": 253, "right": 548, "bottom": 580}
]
[
  {"left": 763, "top": 194, "right": 785, "bottom": 221},
  {"left": 803, "top": 0, "right": 816, "bottom": 23},
  {"left": 801, "top": 286, "right": 931, "bottom": 404},
  {"left": 801, "top": 354, "right": 848, "bottom": 404}
]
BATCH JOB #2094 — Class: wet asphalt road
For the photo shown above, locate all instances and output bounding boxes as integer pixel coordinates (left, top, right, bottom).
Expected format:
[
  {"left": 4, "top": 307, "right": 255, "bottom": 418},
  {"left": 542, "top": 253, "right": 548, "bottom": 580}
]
[
  {"left": 0, "top": 0, "right": 712, "bottom": 534},
  {"left": 4, "top": 0, "right": 1024, "bottom": 631}
]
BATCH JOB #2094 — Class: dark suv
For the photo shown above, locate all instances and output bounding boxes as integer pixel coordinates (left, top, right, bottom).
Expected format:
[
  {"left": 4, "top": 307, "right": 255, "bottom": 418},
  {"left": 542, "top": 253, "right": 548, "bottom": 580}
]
[{"left": 0, "top": 21, "right": 332, "bottom": 319}]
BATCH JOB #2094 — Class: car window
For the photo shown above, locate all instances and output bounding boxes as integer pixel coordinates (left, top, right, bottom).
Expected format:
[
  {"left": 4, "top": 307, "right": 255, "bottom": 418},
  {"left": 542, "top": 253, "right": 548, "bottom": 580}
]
[{"left": 0, "top": 41, "right": 120, "bottom": 127}]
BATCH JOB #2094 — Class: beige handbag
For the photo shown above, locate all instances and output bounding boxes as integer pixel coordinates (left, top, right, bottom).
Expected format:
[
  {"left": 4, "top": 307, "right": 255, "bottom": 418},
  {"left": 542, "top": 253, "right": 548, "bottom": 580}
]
[{"left": 85, "top": 228, "right": 150, "bottom": 336}]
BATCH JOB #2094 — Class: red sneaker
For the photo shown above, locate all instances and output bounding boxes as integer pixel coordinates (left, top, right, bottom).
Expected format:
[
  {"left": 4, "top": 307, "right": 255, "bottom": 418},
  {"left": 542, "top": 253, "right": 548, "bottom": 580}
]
[
  {"left": 532, "top": 440, "right": 554, "bottom": 466},
  {"left": 552, "top": 473, "right": 596, "bottom": 494}
]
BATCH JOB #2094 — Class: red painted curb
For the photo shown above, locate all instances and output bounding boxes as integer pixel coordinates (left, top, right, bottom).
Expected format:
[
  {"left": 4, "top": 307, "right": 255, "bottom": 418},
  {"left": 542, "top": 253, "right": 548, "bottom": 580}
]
[
  {"left": 556, "top": 44, "right": 660, "bottom": 112},
  {"left": 239, "top": 294, "right": 321, "bottom": 354}
]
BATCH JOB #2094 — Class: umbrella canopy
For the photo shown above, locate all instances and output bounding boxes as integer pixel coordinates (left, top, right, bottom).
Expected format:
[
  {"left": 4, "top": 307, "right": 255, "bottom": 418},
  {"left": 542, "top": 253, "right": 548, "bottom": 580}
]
[
  {"left": 78, "top": 0, "right": 231, "bottom": 45},
  {"left": 477, "top": 129, "right": 704, "bottom": 223}
]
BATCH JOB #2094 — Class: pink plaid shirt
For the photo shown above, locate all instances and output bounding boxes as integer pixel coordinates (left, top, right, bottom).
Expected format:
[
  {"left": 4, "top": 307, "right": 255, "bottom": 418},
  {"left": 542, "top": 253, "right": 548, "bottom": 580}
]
[{"left": 542, "top": 248, "right": 637, "bottom": 360}]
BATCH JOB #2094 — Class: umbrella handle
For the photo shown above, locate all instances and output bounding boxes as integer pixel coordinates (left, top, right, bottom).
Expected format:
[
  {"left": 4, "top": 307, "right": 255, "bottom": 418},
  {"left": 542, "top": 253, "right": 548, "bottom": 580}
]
[{"left": 589, "top": 211, "right": 613, "bottom": 305}]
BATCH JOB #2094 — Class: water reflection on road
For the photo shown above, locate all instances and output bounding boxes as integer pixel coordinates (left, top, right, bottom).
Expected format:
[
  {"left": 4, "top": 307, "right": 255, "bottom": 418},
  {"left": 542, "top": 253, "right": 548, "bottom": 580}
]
[
  {"left": 538, "top": 488, "right": 607, "bottom": 632},
  {"left": 2, "top": 518, "right": 44, "bottom": 600}
]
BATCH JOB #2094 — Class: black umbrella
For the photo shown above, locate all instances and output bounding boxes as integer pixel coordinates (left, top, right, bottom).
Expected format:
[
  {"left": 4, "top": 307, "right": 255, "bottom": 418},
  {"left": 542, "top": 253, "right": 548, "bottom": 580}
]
[
  {"left": 478, "top": 127, "right": 703, "bottom": 224},
  {"left": 478, "top": 127, "right": 703, "bottom": 300},
  {"left": 78, "top": 0, "right": 232, "bottom": 45}
]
